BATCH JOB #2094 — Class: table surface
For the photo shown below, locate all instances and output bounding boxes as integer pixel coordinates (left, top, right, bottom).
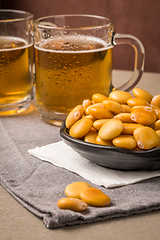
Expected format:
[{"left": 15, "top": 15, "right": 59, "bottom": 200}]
[{"left": 1, "top": 70, "right": 160, "bottom": 240}]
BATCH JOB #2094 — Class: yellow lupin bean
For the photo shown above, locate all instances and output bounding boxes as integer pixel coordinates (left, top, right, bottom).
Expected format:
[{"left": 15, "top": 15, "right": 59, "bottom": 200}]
[
  {"left": 153, "top": 119, "right": 160, "bottom": 131},
  {"left": 92, "top": 93, "right": 108, "bottom": 103},
  {"left": 65, "top": 182, "right": 92, "bottom": 199},
  {"left": 150, "top": 105, "right": 160, "bottom": 110},
  {"left": 109, "top": 90, "right": 132, "bottom": 104},
  {"left": 132, "top": 88, "right": 153, "bottom": 103},
  {"left": 82, "top": 99, "right": 93, "bottom": 110},
  {"left": 112, "top": 135, "right": 137, "bottom": 150},
  {"left": 85, "top": 103, "right": 104, "bottom": 115},
  {"left": 130, "top": 105, "right": 156, "bottom": 114},
  {"left": 121, "top": 104, "right": 131, "bottom": 113},
  {"left": 150, "top": 95, "right": 160, "bottom": 108},
  {"left": 131, "top": 108, "right": 157, "bottom": 126},
  {"left": 96, "top": 136, "right": 113, "bottom": 146},
  {"left": 156, "top": 129, "right": 160, "bottom": 148},
  {"left": 80, "top": 188, "right": 111, "bottom": 207},
  {"left": 84, "top": 131, "right": 98, "bottom": 144},
  {"left": 156, "top": 130, "right": 160, "bottom": 140},
  {"left": 102, "top": 99, "right": 124, "bottom": 115},
  {"left": 136, "top": 106, "right": 158, "bottom": 121},
  {"left": 121, "top": 123, "right": 142, "bottom": 135},
  {"left": 127, "top": 97, "right": 149, "bottom": 107},
  {"left": 89, "top": 127, "right": 97, "bottom": 132},
  {"left": 66, "top": 105, "right": 84, "bottom": 129},
  {"left": 133, "top": 126, "right": 159, "bottom": 150},
  {"left": 83, "top": 114, "right": 96, "bottom": 122},
  {"left": 114, "top": 113, "right": 134, "bottom": 123},
  {"left": 98, "top": 119, "right": 123, "bottom": 140},
  {"left": 69, "top": 118, "right": 93, "bottom": 138},
  {"left": 57, "top": 198, "right": 88, "bottom": 212},
  {"left": 93, "top": 119, "right": 109, "bottom": 130},
  {"left": 88, "top": 106, "right": 113, "bottom": 119},
  {"left": 154, "top": 108, "right": 160, "bottom": 120},
  {"left": 133, "top": 145, "right": 144, "bottom": 151},
  {"left": 156, "top": 142, "right": 160, "bottom": 148}
]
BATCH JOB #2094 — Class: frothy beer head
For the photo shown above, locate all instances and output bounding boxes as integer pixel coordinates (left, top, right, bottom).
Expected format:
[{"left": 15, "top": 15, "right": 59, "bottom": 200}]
[{"left": 37, "top": 35, "right": 109, "bottom": 52}]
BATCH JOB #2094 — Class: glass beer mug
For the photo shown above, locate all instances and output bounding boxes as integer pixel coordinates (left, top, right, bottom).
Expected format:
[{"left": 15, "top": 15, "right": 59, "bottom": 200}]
[
  {"left": 34, "top": 14, "right": 144, "bottom": 126},
  {"left": 0, "top": 10, "right": 34, "bottom": 116}
]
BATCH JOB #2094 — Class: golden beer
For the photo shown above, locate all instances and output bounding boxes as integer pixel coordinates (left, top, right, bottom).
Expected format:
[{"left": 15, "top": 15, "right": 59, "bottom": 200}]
[
  {"left": 0, "top": 36, "right": 33, "bottom": 113},
  {"left": 35, "top": 35, "right": 112, "bottom": 120}
]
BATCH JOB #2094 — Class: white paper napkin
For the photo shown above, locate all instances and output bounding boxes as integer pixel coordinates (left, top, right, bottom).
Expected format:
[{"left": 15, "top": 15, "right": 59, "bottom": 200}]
[{"left": 28, "top": 141, "right": 160, "bottom": 188}]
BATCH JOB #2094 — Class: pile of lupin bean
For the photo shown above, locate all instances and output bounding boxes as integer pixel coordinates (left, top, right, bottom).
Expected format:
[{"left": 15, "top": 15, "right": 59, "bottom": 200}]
[
  {"left": 65, "top": 88, "right": 160, "bottom": 150},
  {"left": 57, "top": 182, "right": 111, "bottom": 212}
]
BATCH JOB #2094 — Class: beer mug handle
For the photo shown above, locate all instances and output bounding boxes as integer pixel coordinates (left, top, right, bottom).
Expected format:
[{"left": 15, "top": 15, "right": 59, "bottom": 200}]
[{"left": 112, "top": 33, "right": 145, "bottom": 92}]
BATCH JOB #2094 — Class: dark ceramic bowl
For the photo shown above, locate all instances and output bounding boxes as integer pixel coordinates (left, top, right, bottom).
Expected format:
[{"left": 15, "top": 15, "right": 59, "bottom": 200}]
[{"left": 60, "top": 120, "right": 160, "bottom": 171}]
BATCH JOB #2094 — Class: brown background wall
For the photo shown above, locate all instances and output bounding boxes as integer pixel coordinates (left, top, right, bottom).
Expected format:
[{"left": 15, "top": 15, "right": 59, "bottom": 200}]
[{"left": 1, "top": 0, "right": 160, "bottom": 73}]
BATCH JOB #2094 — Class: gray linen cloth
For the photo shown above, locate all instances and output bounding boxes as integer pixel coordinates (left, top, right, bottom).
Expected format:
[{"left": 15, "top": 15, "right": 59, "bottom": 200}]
[{"left": 1, "top": 104, "right": 160, "bottom": 229}]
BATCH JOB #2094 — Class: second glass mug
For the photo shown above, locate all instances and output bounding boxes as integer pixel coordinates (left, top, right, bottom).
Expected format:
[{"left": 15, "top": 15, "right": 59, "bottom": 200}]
[
  {"left": 34, "top": 14, "right": 145, "bottom": 126},
  {"left": 0, "top": 9, "right": 34, "bottom": 116}
]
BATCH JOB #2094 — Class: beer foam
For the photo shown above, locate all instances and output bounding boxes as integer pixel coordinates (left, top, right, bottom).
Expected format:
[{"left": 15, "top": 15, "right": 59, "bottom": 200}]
[
  {"left": 35, "top": 35, "right": 112, "bottom": 53},
  {"left": 0, "top": 36, "right": 32, "bottom": 51}
]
